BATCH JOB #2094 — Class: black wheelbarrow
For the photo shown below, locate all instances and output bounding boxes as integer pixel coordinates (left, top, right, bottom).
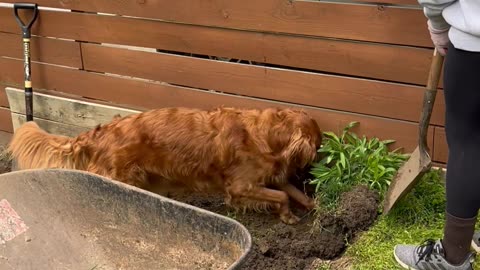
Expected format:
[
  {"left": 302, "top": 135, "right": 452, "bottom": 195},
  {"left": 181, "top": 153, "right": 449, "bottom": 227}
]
[{"left": 0, "top": 169, "right": 252, "bottom": 270}]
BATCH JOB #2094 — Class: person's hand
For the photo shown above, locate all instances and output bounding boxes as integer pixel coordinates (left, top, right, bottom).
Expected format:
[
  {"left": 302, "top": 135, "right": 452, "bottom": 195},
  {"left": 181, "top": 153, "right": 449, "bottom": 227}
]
[{"left": 427, "top": 20, "right": 450, "bottom": 56}]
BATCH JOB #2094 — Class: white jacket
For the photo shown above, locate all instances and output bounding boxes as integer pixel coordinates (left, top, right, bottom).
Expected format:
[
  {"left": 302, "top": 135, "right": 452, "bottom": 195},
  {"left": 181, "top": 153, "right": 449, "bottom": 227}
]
[{"left": 418, "top": 0, "right": 480, "bottom": 52}]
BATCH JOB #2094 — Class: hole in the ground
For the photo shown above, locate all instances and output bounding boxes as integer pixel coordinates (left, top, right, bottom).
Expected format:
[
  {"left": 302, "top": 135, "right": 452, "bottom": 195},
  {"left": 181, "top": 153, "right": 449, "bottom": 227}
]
[{"left": 167, "top": 183, "right": 380, "bottom": 270}]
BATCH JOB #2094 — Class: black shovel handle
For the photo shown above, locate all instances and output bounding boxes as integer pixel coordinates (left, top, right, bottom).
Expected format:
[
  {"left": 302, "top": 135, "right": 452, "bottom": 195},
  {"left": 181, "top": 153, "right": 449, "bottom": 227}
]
[
  {"left": 13, "top": 3, "right": 39, "bottom": 38},
  {"left": 13, "top": 3, "right": 39, "bottom": 122}
]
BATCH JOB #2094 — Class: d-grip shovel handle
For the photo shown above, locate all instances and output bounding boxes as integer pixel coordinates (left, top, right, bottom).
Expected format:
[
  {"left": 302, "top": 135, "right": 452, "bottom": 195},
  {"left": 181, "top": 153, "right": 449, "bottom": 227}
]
[
  {"left": 13, "top": 3, "right": 39, "bottom": 38},
  {"left": 418, "top": 48, "right": 444, "bottom": 157},
  {"left": 13, "top": 3, "right": 39, "bottom": 122}
]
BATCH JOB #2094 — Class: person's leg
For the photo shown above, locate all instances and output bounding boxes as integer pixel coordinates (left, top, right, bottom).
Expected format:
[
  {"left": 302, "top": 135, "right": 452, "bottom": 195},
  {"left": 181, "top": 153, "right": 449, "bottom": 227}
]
[
  {"left": 441, "top": 41, "right": 480, "bottom": 265},
  {"left": 394, "top": 43, "right": 480, "bottom": 269}
]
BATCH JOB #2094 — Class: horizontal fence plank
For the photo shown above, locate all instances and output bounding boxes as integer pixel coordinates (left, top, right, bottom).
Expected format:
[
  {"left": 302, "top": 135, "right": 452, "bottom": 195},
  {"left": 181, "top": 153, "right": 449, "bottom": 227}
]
[
  {"left": 434, "top": 127, "right": 447, "bottom": 164},
  {"left": 0, "top": 0, "right": 421, "bottom": 7},
  {"left": 0, "top": 57, "right": 436, "bottom": 155},
  {"left": 82, "top": 43, "right": 445, "bottom": 125},
  {"left": 6, "top": 87, "right": 138, "bottom": 129},
  {"left": 349, "top": 0, "right": 419, "bottom": 4},
  {"left": 0, "top": 6, "right": 437, "bottom": 85},
  {"left": 0, "top": 1, "right": 431, "bottom": 47},
  {"left": 257, "top": 37, "right": 436, "bottom": 86},
  {"left": 0, "top": 32, "right": 82, "bottom": 68}
]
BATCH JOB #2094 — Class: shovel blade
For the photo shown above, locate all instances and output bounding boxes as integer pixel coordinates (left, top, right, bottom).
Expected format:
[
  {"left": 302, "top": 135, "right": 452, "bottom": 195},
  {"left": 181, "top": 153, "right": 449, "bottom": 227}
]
[{"left": 383, "top": 147, "right": 432, "bottom": 214}]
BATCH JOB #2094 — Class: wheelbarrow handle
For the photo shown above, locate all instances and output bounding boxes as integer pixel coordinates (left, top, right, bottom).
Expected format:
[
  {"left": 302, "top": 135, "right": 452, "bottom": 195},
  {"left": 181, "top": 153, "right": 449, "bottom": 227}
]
[
  {"left": 418, "top": 48, "right": 444, "bottom": 155},
  {"left": 13, "top": 3, "right": 39, "bottom": 38}
]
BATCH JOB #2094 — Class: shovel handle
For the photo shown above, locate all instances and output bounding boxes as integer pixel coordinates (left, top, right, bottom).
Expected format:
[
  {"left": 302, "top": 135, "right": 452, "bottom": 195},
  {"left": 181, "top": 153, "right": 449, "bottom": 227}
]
[
  {"left": 13, "top": 3, "right": 39, "bottom": 38},
  {"left": 418, "top": 48, "right": 444, "bottom": 155},
  {"left": 13, "top": 3, "right": 39, "bottom": 122}
]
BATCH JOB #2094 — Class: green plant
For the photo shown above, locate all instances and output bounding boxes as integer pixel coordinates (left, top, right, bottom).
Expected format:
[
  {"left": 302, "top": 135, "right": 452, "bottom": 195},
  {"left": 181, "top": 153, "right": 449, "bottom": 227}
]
[{"left": 309, "top": 122, "right": 409, "bottom": 210}]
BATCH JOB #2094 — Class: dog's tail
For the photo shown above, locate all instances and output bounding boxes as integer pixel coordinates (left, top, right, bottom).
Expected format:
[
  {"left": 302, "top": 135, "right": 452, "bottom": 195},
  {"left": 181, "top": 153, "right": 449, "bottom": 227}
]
[{"left": 7, "top": 121, "right": 89, "bottom": 170}]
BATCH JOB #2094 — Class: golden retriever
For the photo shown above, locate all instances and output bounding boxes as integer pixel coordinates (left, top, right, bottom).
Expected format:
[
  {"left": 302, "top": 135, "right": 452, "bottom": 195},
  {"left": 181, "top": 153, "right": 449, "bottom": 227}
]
[{"left": 7, "top": 107, "right": 321, "bottom": 224}]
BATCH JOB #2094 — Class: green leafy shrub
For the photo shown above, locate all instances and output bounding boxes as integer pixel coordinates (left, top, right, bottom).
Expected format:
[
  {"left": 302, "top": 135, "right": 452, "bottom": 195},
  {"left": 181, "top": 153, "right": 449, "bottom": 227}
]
[{"left": 309, "top": 121, "right": 409, "bottom": 211}]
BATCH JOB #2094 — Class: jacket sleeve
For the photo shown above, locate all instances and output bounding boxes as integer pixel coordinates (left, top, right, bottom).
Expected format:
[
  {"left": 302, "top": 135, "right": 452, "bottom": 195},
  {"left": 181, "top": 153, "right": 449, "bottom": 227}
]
[{"left": 417, "top": 0, "right": 456, "bottom": 30}]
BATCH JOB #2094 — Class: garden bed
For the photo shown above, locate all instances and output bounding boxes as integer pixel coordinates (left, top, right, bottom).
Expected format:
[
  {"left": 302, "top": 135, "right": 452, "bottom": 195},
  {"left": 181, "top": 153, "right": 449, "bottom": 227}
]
[
  {"left": 155, "top": 121, "right": 411, "bottom": 269},
  {"left": 169, "top": 184, "right": 379, "bottom": 270},
  {"left": 162, "top": 122, "right": 447, "bottom": 270}
]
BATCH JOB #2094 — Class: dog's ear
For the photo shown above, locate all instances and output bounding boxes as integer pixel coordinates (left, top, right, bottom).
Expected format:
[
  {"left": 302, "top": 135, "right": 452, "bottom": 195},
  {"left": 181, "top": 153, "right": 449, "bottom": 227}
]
[
  {"left": 282, "top": 129, "right": 317, "bottom": 169},
  {"left": 267, "top": 122, "right": 292, "bottom": 153}
]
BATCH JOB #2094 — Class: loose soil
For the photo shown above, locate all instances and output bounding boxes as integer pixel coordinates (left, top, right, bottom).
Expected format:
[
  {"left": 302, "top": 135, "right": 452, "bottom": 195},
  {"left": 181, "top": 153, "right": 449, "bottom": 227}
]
[
  {"left": 0, "top": 157, "right": 380, "bottom": 270},
  {"left": 170, "top": 184, "right": 380, "bottom": 270}
]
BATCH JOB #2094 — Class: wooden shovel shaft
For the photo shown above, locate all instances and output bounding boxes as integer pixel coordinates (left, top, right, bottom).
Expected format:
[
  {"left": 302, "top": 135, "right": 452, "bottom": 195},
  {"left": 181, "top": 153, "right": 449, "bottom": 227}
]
[{"left": 419, "top": 50, "right": 444, "bottom": 157}]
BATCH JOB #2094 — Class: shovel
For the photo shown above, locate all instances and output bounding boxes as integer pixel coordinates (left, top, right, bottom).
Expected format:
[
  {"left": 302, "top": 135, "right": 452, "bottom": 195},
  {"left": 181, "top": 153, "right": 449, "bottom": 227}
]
[
  {"left": 9, "top": 3, "right": 38, "bottom": 172},
  {"left": 13, "top": 2, "right": 39, "bottom": 122},
  {"left": 383, "top": 48, "right": 444, "bottom": 214}
]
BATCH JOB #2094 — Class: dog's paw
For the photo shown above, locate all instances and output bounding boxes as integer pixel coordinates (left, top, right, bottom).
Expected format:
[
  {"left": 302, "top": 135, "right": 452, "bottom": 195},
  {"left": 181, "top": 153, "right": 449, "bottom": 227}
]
[
  {"left": 305, "top": 198, "right": 316, "bottom": 210},
  {"left": 280, "top": 212, "right": 300, "bottom": 225}
]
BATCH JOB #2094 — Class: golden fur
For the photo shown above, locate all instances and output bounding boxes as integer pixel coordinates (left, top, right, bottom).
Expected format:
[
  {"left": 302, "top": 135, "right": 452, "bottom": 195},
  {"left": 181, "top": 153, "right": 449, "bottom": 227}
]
[{"left": 8, "top": 107, "right": 322, "bottom": 224}]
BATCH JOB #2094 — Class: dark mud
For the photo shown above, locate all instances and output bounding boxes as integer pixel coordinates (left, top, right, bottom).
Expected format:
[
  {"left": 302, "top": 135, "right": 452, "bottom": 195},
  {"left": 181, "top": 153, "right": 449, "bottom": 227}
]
[{"left": 170, "top": 184, "right": 380, "bottom": 270}]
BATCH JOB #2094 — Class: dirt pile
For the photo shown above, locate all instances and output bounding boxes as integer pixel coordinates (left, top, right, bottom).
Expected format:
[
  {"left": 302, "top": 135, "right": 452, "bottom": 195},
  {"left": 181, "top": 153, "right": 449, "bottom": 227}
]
[
  {"left": 338, "top": 185, "right": 380, "bottom": 233},
  {"left": 242, "top": 220, "right": 345, "bottom": 270},
  {"left": 171, "top": 184, "right": 380, "bottom": 270}
]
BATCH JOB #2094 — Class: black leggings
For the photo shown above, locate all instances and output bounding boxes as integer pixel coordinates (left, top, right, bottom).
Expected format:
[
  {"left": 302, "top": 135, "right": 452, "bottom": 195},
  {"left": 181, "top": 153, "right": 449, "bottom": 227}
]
[{"left": 444, "top": 42, "right": 480, "bottom": 219}]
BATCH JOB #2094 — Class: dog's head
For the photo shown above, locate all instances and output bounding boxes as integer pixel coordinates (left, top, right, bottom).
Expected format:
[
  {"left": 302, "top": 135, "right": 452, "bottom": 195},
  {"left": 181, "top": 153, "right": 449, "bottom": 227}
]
[{"left": 267, "top": 108, "right": 322, "bottom": 170}]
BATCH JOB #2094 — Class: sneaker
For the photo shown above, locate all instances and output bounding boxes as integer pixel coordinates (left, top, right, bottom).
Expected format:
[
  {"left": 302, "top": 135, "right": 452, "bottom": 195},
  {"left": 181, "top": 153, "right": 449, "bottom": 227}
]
[
  {"left": 394, "top": 239, "right": 476, "bottom": 270},
  {"left": 472, "top": 232, "right": 480, "bottom": 253}
]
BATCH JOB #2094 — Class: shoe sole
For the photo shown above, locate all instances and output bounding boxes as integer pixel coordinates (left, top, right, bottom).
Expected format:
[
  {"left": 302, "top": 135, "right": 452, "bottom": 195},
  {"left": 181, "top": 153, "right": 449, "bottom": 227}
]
[{"left": 393, "top": 248, "right": 418, "bottom": 270}]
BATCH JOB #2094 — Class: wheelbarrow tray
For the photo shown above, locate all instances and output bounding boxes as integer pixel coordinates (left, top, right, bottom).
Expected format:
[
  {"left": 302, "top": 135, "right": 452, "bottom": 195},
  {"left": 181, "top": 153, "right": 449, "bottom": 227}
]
[{"left": 0, "top": 169, "right": 251, "bottom": 270}]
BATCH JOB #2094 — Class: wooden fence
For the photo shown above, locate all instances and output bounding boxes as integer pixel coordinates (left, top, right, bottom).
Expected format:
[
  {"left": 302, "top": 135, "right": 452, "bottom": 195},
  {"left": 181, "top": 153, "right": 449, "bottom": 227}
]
[{"left": 0, "top": 0, "right": 448, "bottom": 164}]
